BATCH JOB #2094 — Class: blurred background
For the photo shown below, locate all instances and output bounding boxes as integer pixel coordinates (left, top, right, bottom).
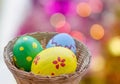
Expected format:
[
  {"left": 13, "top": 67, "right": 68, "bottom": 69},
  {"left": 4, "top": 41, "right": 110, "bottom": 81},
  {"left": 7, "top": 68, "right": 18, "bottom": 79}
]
[{"left": 1, "top": 0, "right": 120, "bottom": 84}]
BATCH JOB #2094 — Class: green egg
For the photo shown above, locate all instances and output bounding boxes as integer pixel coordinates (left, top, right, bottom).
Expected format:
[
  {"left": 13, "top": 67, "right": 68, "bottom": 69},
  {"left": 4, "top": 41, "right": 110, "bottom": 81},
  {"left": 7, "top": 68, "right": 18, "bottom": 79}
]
[{"left": 13, "top": 36, "right": 43, "bottom": 71}]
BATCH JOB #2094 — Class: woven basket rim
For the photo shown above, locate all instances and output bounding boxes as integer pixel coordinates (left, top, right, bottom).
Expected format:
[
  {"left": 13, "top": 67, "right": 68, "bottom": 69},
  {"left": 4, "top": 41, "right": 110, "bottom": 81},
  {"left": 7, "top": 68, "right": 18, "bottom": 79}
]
[{"left": 4, "top": 32, "right": 91, "bottom": 81}]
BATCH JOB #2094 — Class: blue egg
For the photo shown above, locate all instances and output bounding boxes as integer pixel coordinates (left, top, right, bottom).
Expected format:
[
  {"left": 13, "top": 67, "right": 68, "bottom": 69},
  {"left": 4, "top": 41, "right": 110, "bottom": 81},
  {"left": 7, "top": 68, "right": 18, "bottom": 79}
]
[{"left": 46, "top": 33, "right": 76, "bottom": 53}]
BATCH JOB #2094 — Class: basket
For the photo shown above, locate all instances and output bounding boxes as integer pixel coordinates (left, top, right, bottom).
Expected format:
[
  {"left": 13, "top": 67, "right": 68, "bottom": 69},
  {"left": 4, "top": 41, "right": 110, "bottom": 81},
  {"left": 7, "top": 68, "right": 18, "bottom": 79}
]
[{"left": 4, "top": 32, "right": 91, "bottom": 84}]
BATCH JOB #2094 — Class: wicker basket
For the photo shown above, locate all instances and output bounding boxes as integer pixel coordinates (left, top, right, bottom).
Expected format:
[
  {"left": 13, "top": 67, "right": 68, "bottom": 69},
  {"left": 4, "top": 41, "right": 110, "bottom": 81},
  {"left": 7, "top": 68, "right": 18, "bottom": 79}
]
[{"left": 4, "top": 32, "right": 91, "bottom": 84}]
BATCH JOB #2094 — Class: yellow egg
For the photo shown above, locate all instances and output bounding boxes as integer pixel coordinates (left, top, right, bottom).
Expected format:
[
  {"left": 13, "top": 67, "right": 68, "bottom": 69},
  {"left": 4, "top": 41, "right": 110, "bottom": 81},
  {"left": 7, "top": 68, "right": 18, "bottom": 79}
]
[{"left": 31, "top": 47, "right": 77, "bottom": 76}]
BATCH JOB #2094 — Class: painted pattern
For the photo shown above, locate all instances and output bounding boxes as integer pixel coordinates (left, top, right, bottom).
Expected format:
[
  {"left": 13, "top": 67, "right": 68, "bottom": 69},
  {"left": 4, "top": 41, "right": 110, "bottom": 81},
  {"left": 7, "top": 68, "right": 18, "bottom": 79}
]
[
  {"left": 13, "top": 36, "right": 43, "bottom": 71},
  {"left": 26, "top": 56, "right": 32, "bottom": 62},
  {"left": 51, "top": 73, "right": 55, "bottom": 76},
  {"left": 53, "top": 57, "right": 66, "bottom": 69},
  {"left": 19, "top": 46, "right": 24, "bottom": 51},
  {"left": 32, "top": 42, "right": 37, "bottom": 48},
  {"left": 33, "top": 55, "right": 40, "bottom": 65},
  {"left": 46, "top": 33, "right": 76, "bottom": 53},
  {"left": 31, "top": 46, "right": 77, "bottom": 76},
  {"left": 20, "top": 67, "right": 25, "bottom": 70},
  {"left": 13, "top": 56, "right": 17, "bottom": 62},
  {"left": 51, "top": 39, "right": 75, "bottom": 49}
]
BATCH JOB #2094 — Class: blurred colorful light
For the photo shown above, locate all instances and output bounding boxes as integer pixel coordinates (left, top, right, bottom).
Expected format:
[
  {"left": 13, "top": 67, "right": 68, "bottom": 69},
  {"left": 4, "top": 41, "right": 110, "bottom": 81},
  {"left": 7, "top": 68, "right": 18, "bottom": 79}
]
[
  {"left": 108, "top": 36, "right": 120, "bottom": 56},
  {"left": 90, "top": 24, "right": 104, "bottom": 40},
  {"left": 76, "top": 2, "right": 92, "bottom": 17},
  {"left": 89, "top": 0, "right": 103, "bottom": 14},
  {"left": 55, "top": 22, "right": 71, "bottom": 33},
  {"left": 45, "top": 0, "right": 71, "bottom": 15},
  {"left": 70, "top": 31, "right": 86, "bottom": 42},
  {"left": 90, "top": 55, "right": 105, "bottom": 72},
  {"left": 50, "top": 13, "right": 66, "bottom": 28}
]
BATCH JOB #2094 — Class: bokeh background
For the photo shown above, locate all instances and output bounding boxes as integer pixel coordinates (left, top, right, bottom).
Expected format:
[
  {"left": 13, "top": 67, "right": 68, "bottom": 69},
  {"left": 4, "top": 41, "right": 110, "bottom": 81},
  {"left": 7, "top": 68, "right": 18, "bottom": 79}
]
[{"left": 1, "top": 0, "right": 120, "bottom": 84}]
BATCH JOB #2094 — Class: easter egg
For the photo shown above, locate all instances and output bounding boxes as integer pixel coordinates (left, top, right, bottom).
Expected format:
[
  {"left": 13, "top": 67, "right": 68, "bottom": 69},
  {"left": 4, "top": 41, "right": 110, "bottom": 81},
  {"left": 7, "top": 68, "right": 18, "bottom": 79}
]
[
  {"left": 46, "top": 33, "right": 76, "bottom": 53},
  {"left": 31, "top": 47, "right": 77, "bottom": 76},
  {"left": 13, "top": 36, "right": 43, "bottom": 71}
]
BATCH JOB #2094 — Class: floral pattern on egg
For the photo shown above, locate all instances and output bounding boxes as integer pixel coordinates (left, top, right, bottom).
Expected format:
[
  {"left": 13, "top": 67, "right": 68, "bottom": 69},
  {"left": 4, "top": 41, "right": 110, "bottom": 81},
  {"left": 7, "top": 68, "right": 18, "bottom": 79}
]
[{"left": 31, "top": 47, "right": 77, "bottom": 76}]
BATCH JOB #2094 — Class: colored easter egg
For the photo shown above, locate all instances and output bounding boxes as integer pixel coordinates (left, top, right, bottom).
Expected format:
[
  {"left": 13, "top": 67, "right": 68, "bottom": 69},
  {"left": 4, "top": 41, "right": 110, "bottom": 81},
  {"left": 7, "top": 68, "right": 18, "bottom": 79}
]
[
  {"left": 46, "top": 33, "right": 76, "bottom": 53},
  {"left": 31, "top": 47, "right": 77, "bottom": 76},
  {"left": 13, "top": 36, "right": 43, "bottom": 71}
]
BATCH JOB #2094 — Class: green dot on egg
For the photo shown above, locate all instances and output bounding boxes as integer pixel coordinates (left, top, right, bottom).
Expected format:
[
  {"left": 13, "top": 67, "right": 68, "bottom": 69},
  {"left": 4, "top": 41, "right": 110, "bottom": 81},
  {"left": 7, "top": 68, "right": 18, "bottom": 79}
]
[
  {"left": 19, "top": 46, "right": 24, "bottom": 51},
  {"left": 32, "top": 42, "right": 37, "bottom": 48},
  {"left": 13, "top": 56, "right": 17, "bottom": 62},
  {"left": 26, "top": 56, "right": 32, "bottom": 62},
  {"left": 20, "top": 67, "right": 25, "bottom": 71}
]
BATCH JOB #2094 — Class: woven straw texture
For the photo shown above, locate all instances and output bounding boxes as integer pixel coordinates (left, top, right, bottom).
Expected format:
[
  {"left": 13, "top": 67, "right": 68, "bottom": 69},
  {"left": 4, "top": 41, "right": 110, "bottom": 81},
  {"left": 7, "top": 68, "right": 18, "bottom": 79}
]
[{"left": 4, "top": 32, "right": 91, "bottom": 84}]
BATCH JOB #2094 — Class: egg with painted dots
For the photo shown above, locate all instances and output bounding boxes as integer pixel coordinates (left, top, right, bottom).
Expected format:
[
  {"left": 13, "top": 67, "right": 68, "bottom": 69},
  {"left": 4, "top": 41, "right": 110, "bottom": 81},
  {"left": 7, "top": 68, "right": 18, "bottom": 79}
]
[
  {"left": 31, "top": 47, "right": 77, "bottom": 76},
  {"left": 13, "top": 36, "right": 43, "bottom": 71},
  {"left": 46, "top": 33, "right": 76, "bottom": 53}
]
